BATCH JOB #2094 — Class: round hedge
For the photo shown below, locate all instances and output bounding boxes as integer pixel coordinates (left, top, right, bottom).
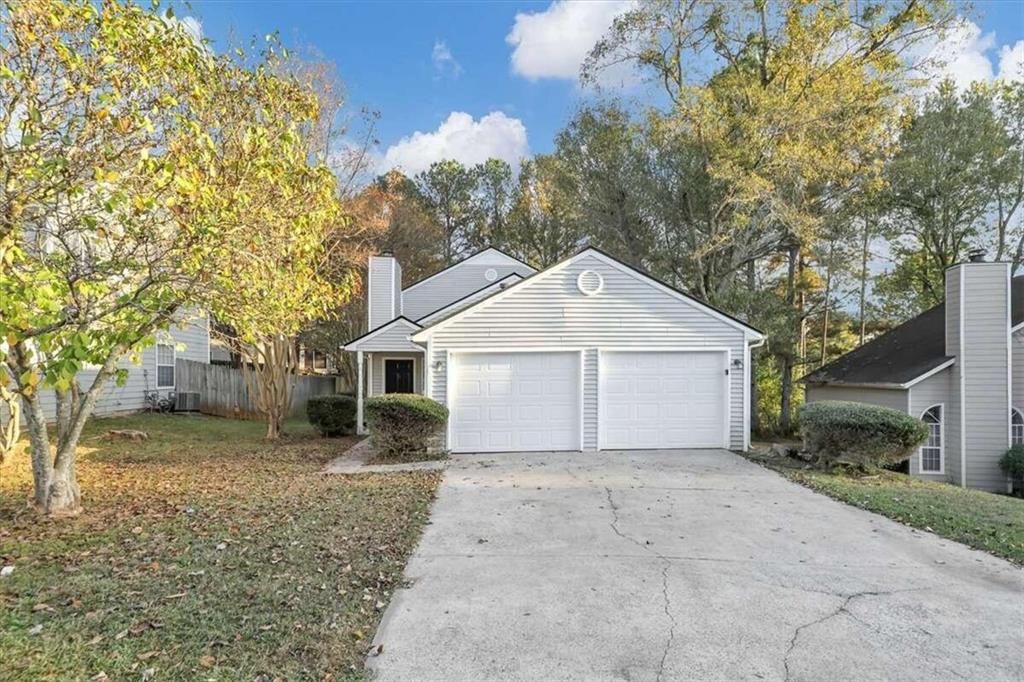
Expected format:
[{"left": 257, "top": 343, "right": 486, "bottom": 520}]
[
  {"left": 306, "top": 394, "right": 357, "bottom": 437},
  {"left": 365, "top": 393, "right": 448, "bottom": 461},
  {"left": 798, "top": 400, "right": 928, "bottom": 469}
]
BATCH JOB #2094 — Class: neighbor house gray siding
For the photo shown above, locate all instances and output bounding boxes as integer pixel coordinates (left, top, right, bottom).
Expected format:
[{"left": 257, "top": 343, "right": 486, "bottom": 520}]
[
  {"left": 403, "top": 261, "right": 535, "bottom": 321},
  {"left": 907, "top": 367, "right": 952, "bottom": 480},
  {"left": 804, "top": 385, "right": 908, "bottom": 412},
  {"left": 423, "top": 253, "right": 751, "bottom": 450},
  {"left": 1012, "top": 330, "right": 1024, "bottom": 413},
  {"left": 6, "top": 313, "right": 209, "bottom": 422},
  {"left": 368, "top": 352, "right": 422, "bottom": 396},
  {"left": 954, "top": 263, "right": 1011, "bottom": 491}
]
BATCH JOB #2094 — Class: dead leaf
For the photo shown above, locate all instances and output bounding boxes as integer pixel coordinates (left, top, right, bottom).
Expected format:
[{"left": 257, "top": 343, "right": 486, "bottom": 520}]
[{"left": 198, "top": 654, "right": 216, "bottom": 667}]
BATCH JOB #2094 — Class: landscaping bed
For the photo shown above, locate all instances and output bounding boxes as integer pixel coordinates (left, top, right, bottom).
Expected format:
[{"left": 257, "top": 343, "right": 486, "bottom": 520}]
[
  {"left": 748, "top": 449, "right": 1024, "bottom": 564},
  {"left": 0, "top": 414, "right": 440, "bottom": 680}
]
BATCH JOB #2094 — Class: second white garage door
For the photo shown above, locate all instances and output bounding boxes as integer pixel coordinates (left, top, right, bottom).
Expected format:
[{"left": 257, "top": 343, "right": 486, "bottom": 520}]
[
  {"left": 600, "top": 351, "right": 727, "bottom": 449},
  {"left": 450, "top": 351, "right": 581, "bottom": 453}
]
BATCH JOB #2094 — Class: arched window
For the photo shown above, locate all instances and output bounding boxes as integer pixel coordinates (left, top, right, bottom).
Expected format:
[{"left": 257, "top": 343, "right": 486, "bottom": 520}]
[
  {"left": 920, "top": 405, "right": 943, "bottom": 473},
  {"left": 1012, "top": 409, "right": 1024, "bottom": 446}
]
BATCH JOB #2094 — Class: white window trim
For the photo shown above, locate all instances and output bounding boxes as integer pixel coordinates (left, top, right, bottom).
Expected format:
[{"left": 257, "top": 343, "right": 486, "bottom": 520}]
[
  {"left": 155, "top": 340, "right": 176, "bottom": 390},
  {"left": 919, "top": 403, "right": 945, "bottom": 475},
  {"left": 1011, "top": 407, "right": 1024, "bottom": 446}
]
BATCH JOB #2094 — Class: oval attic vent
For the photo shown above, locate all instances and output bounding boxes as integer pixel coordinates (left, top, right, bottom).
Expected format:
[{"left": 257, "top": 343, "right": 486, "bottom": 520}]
[{"left": 577, "top": 269, "right": 604, "bottom": 296}]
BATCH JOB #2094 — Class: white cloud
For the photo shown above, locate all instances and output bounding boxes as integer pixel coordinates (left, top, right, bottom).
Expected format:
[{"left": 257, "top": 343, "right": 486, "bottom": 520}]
[
  {"left": 998, "top": 41, "right": 1024, "bottom": 82},
  {"left": 431, "top": 40, "right": 463, "bottom": 79},
  {"left": 380, "top": 112, "right": 529, "bottom": 177},
  {"left": 506, "top": 0, "right": 633, "bottom": 83},
  {"left": 919, "top": 18, "right": 1023, "bottom": 89}
]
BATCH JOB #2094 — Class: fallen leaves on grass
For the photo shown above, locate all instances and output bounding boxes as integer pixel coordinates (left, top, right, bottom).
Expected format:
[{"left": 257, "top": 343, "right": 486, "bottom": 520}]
[{"left": 0, "top": 415, "right": 439, "bottom": 679}]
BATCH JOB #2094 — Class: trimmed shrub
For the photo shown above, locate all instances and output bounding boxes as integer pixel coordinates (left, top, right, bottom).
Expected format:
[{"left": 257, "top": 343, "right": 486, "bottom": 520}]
[
  {"left": 798, "top": 400, "right": 928, "bottom": 469},
  {"left": 365, "top": 393, "right": 448, "bottom": 462},
  {"left": 1000, "top": 445, "right": 1024, "bottom": 497},
  {"left": 306, "top": 394, "right": 357, "bottom": 437}
]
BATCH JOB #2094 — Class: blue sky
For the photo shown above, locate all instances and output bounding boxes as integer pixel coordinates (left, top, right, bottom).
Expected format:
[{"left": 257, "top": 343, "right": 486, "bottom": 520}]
[{"left": 185, "top": 0, "right": 1024, "bottom": 177}]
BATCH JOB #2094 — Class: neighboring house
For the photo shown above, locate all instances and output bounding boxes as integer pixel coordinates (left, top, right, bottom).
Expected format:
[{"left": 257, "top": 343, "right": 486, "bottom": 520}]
[
  {"left": 803, "top": 254, "right": 1020, "bottom": 492},
  {"left": 4, "top": 314, "right": 211, "bottom": 422},
  {"left": 343, "top": 247, "right": 765, "bottom": 453}
]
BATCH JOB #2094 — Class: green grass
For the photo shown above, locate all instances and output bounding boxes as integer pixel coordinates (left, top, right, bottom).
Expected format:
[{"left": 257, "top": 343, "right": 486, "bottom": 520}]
[
  {"left": 778, "top": 466, "right": 1024, "bottom": 564},
  {"left": 0, "top": 414, "right": 440, "bottom": 680}
]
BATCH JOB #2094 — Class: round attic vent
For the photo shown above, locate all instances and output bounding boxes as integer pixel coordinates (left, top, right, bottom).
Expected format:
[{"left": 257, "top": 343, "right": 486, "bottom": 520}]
[
  {"left": 577, "top": 269, "right": 603, "bottom": 296},
  {"left": 484, "top": 268, "right": 498, "bottom": 282}
]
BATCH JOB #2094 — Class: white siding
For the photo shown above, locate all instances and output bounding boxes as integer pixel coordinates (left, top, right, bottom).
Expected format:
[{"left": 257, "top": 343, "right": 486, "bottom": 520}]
[
  {"left": 353, "top": 320, "right": 421, "bottom": 352},
  {"left": 367, "top": 256, "right": 397, "bottom": 330},
  {"left": 805, "top": 385, "right": 908, "bottom": 412},
  {"left": 957, "top": 263, "right": 1011, "bottom": 491},
  {"left": 368, "top": 352, "right": 423, "bottom": 396},
  {"left": 403, "top": 261, "right": 535, "bottom": 321},
  {"left": 8, "top": 313, "right": 210, "bottom": 422},
  {"left": 423, "top": 253, "right": 751, "bottom": 450},
  {"left": 908, "top": 368, "right": 952, "bottom": 481},
  {"left": 1012, "top": 330, "right": 1024, "bottom": 418},
  {"left": 416, "top": 274, "right": 524, "bottom": 325}
]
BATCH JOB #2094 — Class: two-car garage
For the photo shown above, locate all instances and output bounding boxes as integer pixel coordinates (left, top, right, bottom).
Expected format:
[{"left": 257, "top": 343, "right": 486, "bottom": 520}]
[{"left": 448, "top": 350, "right": 729, "bottom": 453}]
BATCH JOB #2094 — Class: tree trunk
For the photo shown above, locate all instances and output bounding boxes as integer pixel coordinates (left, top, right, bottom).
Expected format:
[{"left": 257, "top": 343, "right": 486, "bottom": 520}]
[
  {"left": 859, "top": 217, "right": 870, "bottom": 345},
  {"left": 820, "top": 243, "right": 834, "bottom": 367},
  {"left": 21, "top": 390, "right": 53, "bottom": 508},
  {"left": 779, "top": 242, "right": 799, "bottom": 435}
]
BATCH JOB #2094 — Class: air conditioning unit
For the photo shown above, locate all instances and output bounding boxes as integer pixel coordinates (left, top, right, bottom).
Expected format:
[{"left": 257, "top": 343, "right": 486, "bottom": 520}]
[{"left": 175, "top": 392, "right": 201, "bottom": 413}]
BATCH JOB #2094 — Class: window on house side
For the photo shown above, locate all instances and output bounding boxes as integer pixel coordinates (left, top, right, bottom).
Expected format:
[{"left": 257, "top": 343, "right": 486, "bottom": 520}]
[
  {"left": 156, "top": 343, "right": 175, "bottom": 389},
  {"left": 920, "top": 405, "right": 942, "bottom": 473}
]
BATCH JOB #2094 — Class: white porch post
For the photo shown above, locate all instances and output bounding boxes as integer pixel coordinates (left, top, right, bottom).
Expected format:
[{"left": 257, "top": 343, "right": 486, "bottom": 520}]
[{"left": 356, "top": 350, "right": 365, "bottom": 435}]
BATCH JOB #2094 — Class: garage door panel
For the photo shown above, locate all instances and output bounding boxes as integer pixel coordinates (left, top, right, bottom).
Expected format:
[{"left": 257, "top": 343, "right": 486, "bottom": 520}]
[
  {"left": 451, "top": 352, "right": 580, "bottom": 453},
  {"left": 600, "top": 351, "right": 726, "bottom": 450}
]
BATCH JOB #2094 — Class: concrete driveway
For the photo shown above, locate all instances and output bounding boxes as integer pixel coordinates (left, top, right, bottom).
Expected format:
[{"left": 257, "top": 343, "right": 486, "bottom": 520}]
[{"left": 368, "top": 450, "right": 1023, "bottom": 682}]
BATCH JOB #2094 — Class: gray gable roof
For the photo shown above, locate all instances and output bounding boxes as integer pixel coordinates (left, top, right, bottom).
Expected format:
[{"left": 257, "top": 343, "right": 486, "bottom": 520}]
[{"left": 803, "top": 275, "right": 1024, "bottom": 387}]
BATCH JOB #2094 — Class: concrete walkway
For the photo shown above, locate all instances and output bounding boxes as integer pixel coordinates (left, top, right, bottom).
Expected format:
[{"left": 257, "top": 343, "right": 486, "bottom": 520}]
[{"left": 367, "top": 450, "right": 1023, "bottom": 682}]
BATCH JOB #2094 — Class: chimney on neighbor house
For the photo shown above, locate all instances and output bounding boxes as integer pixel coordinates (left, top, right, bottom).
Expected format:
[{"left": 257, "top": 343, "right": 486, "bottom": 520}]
[
  {"left": 944, "top": 252, "right": 1012, "bottom": 489},
  {"left": 367, "top": 253, "right": 402, "bottom": 331}
]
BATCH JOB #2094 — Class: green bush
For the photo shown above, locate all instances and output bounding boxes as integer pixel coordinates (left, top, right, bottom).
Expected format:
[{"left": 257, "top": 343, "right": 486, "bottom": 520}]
[
  {"left": 798, "top": 400, "right": 928, "bottom": 470},
  {"left": 1000, "top": 445, "right": 1024, "bottom": 497},
  {"left": 306, "top": 394, "right": 357, "bottom": 437},
  {"left": 365, "top": 393, "right": 448, "bottom": 462}
]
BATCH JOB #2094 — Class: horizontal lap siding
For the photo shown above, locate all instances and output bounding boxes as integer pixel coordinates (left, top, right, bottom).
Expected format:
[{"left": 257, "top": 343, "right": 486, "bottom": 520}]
[
  {"left": 368, "top": 257, "right": 395, "bottom": 330},
  {"left": 403, "top": 263, "right": 534, "bottom": 321},
  {"left": 908, "top": 368, "right": 952, "bottom": 481},
  {"left": 961, "top": 264, "right": 1011, "bottom": 491},
  {"left": 361, "top": 322, "right": 421, "bottom": 352},
  {"left": 427, "top": 254, "right": 749, "bottom": 450},
  {"left": 9, "top": 314, "right": 209, "bottom": 422},
  {"left": 805, "top": 385, "right": 909, "bottom": 412},
  {"left": 1013, "top": 331, "right": 1024, "bottom": 413}
]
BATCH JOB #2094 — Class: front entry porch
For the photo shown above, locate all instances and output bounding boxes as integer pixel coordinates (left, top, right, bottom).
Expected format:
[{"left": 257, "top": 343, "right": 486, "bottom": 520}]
[{"left": 353, "top": 350, "right": 426, "bottom": 434}]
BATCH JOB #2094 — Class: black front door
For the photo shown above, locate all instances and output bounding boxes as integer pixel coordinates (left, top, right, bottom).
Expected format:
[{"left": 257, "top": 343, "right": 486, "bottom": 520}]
[{"left": 384, "top": 359, "right": 415, "bottom": 393}]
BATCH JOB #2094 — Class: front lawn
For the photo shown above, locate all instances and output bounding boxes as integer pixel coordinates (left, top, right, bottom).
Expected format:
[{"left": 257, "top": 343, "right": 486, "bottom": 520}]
[
  {"left": 0, "top": 414, "right": 439, "bottom": 680},
  {"left": 781, "top": 467, "right": 1024, "bottom": 564}
]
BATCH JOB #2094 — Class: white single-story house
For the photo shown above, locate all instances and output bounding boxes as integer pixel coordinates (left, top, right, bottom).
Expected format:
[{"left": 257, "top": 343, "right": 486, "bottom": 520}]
[
  {"left": 343, "top": 247, "right": 765, "bottom": 453},
  {"left": 803, "top": 253, "right": 1020, "bottom": 492}
]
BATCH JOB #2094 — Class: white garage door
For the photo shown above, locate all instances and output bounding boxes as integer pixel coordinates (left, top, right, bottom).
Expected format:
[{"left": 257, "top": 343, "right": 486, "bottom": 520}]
[
  {"left": 451, "top": 352, "right": 580, "bottom": 453},
  {"left": 600, "top": 351, "right": 727, "bottom": 449}
]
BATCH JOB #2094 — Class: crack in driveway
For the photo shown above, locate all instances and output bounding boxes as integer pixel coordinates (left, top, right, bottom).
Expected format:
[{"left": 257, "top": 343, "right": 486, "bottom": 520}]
[
  {"left": 781, "top": 588, "right": 929, "bottom": 681},
  {"left": 605, "top": 487, "right": 678, "bottom": 682}
]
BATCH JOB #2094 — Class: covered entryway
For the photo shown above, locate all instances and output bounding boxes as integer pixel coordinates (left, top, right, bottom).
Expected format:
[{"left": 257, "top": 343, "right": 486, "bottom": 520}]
[
  {"left": 599, "top": 350, "right": 728, "bottom": 449},
  {"left": 450, "top": 351, "right": 581, "bottom": 453}
]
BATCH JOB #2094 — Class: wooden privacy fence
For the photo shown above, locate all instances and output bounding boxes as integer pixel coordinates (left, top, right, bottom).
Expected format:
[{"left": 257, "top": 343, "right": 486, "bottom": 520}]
[{"left": 175, "top": 359, "right": 339, "bottom": 420}]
